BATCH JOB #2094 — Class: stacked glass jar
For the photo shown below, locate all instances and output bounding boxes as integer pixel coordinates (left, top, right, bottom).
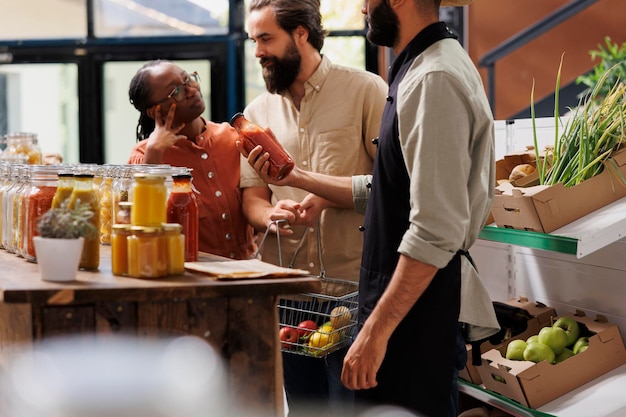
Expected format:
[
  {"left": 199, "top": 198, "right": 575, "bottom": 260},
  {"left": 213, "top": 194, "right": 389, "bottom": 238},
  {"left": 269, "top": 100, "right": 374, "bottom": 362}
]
[{"left": 111, "top": 171, "right": 185, "bottom": 278}]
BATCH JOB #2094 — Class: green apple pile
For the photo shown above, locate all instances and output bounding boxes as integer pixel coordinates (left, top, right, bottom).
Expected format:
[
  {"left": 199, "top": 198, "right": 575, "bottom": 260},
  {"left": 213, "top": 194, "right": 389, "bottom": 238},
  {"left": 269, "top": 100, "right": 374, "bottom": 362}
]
[{"left": 505, "top": 317, "right": 590, "bottom": 364}]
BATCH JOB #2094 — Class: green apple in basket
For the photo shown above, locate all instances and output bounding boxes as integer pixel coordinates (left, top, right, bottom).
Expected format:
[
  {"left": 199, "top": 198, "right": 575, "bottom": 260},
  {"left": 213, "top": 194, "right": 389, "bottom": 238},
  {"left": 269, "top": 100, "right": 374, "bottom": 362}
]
[
  {"left": 523, "top": 342, "right": 556, "bottom": 364},
  {"left": 505, "top": 339, "right": 528, "bottom": 361},
  {"left": 552, "top": 317, "right": 581, "bottom": 347},
  {"left": 538, "top": 326, "right": 568, "bottom": 355}
]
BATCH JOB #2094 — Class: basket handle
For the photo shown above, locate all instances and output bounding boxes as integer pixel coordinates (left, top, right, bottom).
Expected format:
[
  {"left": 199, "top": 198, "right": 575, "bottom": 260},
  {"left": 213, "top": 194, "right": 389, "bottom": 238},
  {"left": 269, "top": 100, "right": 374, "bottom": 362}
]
[{"left": 252, "top": 218, "right": 327, "bottom": 278}]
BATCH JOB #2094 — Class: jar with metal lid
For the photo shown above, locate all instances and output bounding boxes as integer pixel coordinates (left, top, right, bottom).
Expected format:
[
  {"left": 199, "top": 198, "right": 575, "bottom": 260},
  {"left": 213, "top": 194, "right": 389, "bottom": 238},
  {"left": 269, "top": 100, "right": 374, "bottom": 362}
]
[
  {"left": 162, "top": 223, "right": 185, "bottom": 275},
  {"left": 22, "top": 165, "right": 58, "bottom": 261},
  {"left": 68, "top": 173, "right": 100, "bottom": 270},
  {"left": 4, "top": 132, "right": 42, "bottom": 165},
  {"left": 112, "top": 165, "right": 140, "bottom": 224},
  {"left": 127, "top": 226, "right": 166, "bottom": 278},
  {"left": 166, "top": 173, "right": 199, "bottom": 262},
  {"left": 116, "top": 201, "right": 132, "bottom": 225},
  {"left": 130, "top": 173, "right": 167, "bottom": 227},
  {"left": 111, "top": 224, "right": 132, "bottom": 276}
]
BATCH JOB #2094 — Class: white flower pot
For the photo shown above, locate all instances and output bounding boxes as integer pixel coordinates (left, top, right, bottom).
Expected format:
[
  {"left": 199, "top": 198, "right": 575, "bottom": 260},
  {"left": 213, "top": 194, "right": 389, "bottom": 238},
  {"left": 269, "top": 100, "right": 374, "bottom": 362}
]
[{"left": 33, "top": 236, "right": 84, "bottom": 282}]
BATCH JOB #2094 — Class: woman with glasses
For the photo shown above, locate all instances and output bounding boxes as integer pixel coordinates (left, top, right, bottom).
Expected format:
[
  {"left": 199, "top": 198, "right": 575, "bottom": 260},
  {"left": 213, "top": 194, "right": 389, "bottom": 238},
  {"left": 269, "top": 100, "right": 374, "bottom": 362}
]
[{"left": 127, "top": 60, "right": 256, "bottom": 260}]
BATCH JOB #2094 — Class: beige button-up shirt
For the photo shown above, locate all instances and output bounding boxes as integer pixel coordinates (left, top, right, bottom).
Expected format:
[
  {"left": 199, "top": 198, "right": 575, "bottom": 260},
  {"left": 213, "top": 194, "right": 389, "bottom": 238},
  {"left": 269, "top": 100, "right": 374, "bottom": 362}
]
[{"left": 241, "top": 56, "right": 388, "bottom": 281}]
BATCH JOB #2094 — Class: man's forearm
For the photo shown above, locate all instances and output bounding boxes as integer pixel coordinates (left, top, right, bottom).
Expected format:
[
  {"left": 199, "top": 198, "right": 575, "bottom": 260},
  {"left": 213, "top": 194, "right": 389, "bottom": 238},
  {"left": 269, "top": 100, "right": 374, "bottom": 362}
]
[{"left": 290, "top": 169, "right": 354, "bottom": 209}]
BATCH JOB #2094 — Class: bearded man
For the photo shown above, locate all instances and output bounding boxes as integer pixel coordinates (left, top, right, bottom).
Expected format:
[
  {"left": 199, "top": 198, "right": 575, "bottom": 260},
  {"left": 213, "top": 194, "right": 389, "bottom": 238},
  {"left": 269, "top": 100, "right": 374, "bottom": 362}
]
[{"left": 240, "top": 0, "right": 388, "bottom": 415}]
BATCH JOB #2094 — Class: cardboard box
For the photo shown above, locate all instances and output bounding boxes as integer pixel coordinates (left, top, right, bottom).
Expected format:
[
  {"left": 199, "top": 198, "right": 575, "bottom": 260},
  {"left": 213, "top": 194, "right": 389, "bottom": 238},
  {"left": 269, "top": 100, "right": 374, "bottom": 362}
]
[
  {"left": 458, "top": 297, "right": 556, "bottom": 385},
  {"left": 477, "top": 312, "right": 626, "bottom": 409},
  {"left": 491, "top": 148, "right": 626, "bottom": 233}
]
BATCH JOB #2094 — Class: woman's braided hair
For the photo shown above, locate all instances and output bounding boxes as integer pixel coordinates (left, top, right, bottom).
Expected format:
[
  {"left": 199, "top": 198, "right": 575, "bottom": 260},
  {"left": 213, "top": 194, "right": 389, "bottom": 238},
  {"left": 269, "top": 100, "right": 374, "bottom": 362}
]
[{"left": 128, "top": 59, "right": 169, "bottom": 142}]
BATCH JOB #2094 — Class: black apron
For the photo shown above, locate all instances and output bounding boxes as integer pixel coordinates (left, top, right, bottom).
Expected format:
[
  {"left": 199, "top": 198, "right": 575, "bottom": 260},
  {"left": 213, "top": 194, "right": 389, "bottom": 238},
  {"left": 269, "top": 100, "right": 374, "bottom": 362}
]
[{"left": 356, "top": 22, "right": 461, "bottom": 417}]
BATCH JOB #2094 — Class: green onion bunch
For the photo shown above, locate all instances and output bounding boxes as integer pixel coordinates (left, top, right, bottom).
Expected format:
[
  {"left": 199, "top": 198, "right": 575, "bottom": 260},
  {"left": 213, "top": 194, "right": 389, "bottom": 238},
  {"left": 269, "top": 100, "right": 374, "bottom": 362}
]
[{"left": 533, "top": 59, "right": 626, "bottom": 187}]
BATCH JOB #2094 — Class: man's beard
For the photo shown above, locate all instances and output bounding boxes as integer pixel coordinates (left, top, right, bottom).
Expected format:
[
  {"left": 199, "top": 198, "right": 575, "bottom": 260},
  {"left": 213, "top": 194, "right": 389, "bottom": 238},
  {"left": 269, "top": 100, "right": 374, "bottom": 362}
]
[
  {"left": 366, "top": 0, "right": 400, "bottom": 48},
  {"left": 261, "top": 40, "right": 301, "bottom": 94}
]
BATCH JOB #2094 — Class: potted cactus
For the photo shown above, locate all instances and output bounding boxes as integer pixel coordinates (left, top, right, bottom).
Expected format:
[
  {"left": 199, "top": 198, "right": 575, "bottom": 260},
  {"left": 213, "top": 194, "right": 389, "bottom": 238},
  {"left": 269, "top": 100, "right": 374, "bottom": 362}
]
[{"left": 34, "top": 200, "right": 96, "bottom": 282}]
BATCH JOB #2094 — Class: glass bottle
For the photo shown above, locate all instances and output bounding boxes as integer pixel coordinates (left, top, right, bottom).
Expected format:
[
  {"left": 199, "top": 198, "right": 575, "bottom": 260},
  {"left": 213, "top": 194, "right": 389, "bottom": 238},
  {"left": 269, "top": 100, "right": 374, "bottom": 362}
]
[
  {"left": 130, "top": 173, "right": 167, "bottom": 227},
  {"left": 0, "top": 164, "right": 11, "bottom": 249},
  {"left": 51, "top": 172, "right": 74, "bottom": 208},
  {"left": 111, "top": 224, "right": 131, "bottom": 276},
  {"left": 68, "top": 173, "right": 100, "bottom": 270},
  {"left": 14, "top": 166, "right": 33, "bottom": 257},
  {"left": 1, "top": 165, "right": 22, "bottom": 251},
  {"left": 162, "top": 223, "right": 185, "bottom": 275},
  {"left": 229, "top": 113, "right": 295, "bottom": 180},
  {"left": 22, "top": 165, "right": 59, "bottom": 261},
  {"left": 3, "top": 165, "right": 29, "bottom": 253},
  {"left": 166, "top": 173, "right": 199, "bottom": 262}
]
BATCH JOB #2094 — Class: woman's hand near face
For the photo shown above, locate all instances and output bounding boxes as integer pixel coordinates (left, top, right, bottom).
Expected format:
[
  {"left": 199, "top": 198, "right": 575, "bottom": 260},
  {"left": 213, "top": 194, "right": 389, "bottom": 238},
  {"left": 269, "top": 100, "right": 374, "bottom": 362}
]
[{"left": 143, "top": 104, "right": 186, "bottom": 163}]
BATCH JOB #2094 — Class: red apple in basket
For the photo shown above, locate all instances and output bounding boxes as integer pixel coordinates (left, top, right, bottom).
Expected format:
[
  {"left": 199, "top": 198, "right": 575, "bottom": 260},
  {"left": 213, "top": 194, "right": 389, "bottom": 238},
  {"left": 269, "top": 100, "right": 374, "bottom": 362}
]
[
  {"left": 279, "top": 326, "right": 299, "bottom": 349},
  {"left": 297, "top": 320, "right": 318, "bottom": 338}
]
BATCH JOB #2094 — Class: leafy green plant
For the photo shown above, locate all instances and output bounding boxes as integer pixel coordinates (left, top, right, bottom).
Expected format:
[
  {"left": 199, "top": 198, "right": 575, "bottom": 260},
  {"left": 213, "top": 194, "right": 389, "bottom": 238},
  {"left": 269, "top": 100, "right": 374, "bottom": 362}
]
[
  {"left": 36, "top": 200, "right": 97, "bottom": 239},
  {"left": 576, "top": 37, "right": 626, "bottom": 101}
]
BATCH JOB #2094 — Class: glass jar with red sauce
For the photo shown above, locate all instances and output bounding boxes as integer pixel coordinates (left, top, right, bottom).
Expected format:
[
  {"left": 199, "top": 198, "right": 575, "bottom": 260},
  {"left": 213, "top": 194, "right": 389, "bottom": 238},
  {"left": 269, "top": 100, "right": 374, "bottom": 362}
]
[
  {"left": 230, "top": 113, "right": 295, "bottom": 180},
  {"left": 166, "top": 173, "right": 198, "bottom": 262},
  {"left": 22, "top": 165, "right": 60, "bottom": 261}
]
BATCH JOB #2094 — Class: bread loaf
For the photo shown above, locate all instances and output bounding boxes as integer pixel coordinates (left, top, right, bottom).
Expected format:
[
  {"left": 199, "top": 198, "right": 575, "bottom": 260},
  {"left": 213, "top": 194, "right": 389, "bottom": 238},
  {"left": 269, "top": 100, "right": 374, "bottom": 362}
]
[{"left": 509, "top": 164, "right": 536, "bottom": 182}]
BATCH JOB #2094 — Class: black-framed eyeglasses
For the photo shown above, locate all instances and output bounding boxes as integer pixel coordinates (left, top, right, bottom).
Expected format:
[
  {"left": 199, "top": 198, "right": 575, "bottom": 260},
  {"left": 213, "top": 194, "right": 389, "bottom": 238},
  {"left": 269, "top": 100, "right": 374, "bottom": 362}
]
[{"left": 151, "top": 71, "right": 201, "bottom": 107}]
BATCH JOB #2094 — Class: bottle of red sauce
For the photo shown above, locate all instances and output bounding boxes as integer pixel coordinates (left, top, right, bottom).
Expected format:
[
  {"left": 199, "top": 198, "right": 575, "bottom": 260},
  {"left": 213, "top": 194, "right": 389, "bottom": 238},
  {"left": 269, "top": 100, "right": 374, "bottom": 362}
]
[
  {"left": 166, "top": 173, "right": 198, "bottom": 262},
  {"left": 230, "top": 113, "right": 295, "bottom": 180}
]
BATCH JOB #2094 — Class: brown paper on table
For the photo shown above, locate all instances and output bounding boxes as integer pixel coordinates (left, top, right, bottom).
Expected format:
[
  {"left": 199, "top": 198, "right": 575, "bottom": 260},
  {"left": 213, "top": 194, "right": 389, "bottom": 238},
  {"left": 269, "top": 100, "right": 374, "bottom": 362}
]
[{"left": 184, "top": 259, "right": 310, "bottom": 280}]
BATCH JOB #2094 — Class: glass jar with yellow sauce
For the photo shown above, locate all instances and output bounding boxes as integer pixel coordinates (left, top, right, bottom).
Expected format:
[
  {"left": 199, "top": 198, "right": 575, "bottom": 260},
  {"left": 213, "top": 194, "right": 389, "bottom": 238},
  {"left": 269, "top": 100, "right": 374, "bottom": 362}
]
[
  {"left": 130, "top": 173, "right": 167, "bottom": 227},
  {"left": 68, "top": 173, "right": 100, "bottom": 270},
  {"left": 162, "top": 223, "right": 185, "bottom": 275},
  {"left": 127, "top": 226, "right": 167, "bottom": 278},
  {"left": 51, "top": 172, "right": 74, "bottom": 209},
  {"left": 111, "top": 224, "right": 131, "bottom": 276}
]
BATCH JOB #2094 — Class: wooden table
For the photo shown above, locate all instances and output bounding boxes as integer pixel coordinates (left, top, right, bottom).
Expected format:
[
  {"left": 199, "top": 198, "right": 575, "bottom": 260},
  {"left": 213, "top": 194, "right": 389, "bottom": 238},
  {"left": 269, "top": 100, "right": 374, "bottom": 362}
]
[{"left": 0, "top": 246, "right": 320, "bottom": 417}]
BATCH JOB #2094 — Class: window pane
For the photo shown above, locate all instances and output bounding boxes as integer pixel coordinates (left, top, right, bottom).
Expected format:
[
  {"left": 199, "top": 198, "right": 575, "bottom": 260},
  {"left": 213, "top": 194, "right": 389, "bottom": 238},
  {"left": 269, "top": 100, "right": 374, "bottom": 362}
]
[
  {"left": 0, "top": 64, "right": 79, "bottom": 164},
  {"left": 103, "top": 60, "right": 212, "bottom": 164},
  {"left": 95, "top": 0, "right": 229, "bottom": 37},
  {"left": 243, "top": 0, "right": 365, "bottom": 32},
  {"left": 0, "top": 0, "right": 86, "bottom": 40},
  {"left": 320, "top": 0, "right": 365, "bottom": 31}
]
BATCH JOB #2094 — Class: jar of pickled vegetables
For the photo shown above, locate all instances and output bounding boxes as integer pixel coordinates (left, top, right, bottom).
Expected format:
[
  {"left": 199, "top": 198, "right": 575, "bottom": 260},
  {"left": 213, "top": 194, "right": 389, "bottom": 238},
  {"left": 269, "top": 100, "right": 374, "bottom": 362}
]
[
  {"left": 111, "top": 224, "right": 132, "bottom": 276},
  {"left": 127, "top": 226, "right": 166, "bottom": 278},
  {"left": 4, "top": 132, "right": 42, "bottom": 165},
  {"left": 98, "top": 166, "right": 116, "bottom": 245},
  {"left": 162, "top": 223, "right": 185, "bottom": 275},
  {"left": 22, "top": 165, "right": 58, "bottom": 261},
  {"left": 68, "top": 173, "right": 100, "bottom": 270},
  {"left": 130, "top": 173, "right": 167, "bottom": 227}
]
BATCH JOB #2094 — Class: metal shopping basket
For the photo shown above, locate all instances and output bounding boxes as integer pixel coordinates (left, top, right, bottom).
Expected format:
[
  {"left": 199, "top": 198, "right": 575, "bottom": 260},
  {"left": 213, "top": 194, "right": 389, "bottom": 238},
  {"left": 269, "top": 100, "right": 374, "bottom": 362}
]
[{"left": 255, "top": 220, "right": 359, "bottom": 358}]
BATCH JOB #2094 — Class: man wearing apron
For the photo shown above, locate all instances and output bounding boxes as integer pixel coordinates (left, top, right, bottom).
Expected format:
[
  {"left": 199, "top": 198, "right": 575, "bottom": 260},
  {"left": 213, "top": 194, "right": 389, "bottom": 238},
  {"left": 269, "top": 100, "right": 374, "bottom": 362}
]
[{"left": 340, "top": 1, "right": 497, "bottom": 416}]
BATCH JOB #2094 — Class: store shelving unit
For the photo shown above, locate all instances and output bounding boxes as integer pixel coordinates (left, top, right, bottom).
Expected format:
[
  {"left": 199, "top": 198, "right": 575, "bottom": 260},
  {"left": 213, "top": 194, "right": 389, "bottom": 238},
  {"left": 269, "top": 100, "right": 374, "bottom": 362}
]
[
  {"left": 481, "top": 195, "right": 626, "bottom": 258},
  {"left": 468, "top": 196, "right": 626, "bottom": 416}
]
